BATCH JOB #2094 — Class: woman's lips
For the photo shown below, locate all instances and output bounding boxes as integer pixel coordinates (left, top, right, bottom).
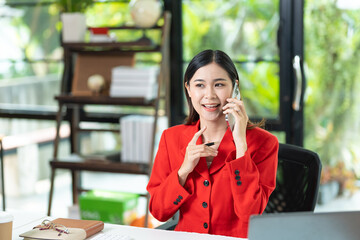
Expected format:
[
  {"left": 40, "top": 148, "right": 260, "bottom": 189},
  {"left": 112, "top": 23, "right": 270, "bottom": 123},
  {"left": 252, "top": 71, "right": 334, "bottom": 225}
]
[{"left": 202, "top": 104, "right": 220, "bottom": 112}]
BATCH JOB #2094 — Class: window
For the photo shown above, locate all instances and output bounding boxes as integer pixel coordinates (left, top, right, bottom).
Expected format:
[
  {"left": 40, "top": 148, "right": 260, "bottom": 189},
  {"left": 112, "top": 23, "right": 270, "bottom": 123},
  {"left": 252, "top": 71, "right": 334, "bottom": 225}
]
[
  {"left": 0, "top": 1, "right": 62, "bottom": 121},
  {"left": 167, "top": 0, "right": 305, "bottom": 145}
]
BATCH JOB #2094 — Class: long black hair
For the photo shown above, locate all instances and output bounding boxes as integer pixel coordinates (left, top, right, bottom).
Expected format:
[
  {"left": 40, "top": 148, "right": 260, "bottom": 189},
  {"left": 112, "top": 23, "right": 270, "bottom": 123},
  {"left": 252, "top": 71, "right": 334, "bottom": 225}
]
[{"left": 183, "top": 49, "right": 264, "bottom": 129}]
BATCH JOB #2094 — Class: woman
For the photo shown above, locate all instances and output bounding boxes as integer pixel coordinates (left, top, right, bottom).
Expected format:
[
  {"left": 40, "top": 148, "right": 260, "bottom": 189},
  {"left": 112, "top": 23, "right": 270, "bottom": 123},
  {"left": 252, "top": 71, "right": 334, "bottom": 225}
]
[{"left": 147, "top": 49, "right": 278, "bottom": 238}]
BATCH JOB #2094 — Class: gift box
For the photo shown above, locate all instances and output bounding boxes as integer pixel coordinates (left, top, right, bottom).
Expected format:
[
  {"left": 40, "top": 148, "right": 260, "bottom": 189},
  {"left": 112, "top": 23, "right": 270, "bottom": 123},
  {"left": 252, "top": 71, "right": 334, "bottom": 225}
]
[{"left": 79, "top": 190, "right": 139, "bottom": 225}]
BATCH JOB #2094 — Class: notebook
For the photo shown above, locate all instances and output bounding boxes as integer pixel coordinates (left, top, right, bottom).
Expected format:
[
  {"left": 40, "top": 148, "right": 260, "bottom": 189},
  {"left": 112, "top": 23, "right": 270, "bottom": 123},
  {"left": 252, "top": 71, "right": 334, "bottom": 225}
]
[
  {"left": 20, "top": 218, "right": 104, "bottom": 240},
  {"left": 248, "top": 211, "right": 360, "bottom": 240}
]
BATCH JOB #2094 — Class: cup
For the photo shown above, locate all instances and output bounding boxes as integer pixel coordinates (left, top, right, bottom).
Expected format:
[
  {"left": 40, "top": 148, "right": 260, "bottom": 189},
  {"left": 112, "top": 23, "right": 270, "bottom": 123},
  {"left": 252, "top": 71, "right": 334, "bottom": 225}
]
[{"left": 0, "top": 212, "right": 13, "bottom": 240}]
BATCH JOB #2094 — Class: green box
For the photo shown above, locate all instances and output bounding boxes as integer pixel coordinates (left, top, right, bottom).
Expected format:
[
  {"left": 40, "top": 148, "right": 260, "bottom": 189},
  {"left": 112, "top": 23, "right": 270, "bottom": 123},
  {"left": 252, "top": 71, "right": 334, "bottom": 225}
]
[{"left": 79, "top": 190, "right": 139, "bottom": 225}]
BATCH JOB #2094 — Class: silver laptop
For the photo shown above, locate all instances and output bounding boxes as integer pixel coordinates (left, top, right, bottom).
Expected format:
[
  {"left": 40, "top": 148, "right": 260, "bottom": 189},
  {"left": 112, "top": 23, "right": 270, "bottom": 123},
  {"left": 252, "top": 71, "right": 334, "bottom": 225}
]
[{"left": 248, "top": 211, "right": 360, "bottom": 240}]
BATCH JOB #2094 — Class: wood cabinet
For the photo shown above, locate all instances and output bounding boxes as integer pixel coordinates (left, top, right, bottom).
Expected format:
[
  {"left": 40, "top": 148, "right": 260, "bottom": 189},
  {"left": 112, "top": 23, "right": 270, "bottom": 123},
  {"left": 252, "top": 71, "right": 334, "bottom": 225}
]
[{"left": 47, "top": 12, "right": 171, "bottom": 227}]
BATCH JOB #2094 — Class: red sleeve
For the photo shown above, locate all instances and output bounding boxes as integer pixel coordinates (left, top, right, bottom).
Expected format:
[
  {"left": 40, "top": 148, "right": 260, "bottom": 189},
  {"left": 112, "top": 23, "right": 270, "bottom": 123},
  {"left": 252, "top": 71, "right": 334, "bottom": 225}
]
[
  {"left": 146, "top": 130, "right": 194, "bottom": 222},
  {"left": 225, "top": 134, "right": 278, "bottom": 216}
]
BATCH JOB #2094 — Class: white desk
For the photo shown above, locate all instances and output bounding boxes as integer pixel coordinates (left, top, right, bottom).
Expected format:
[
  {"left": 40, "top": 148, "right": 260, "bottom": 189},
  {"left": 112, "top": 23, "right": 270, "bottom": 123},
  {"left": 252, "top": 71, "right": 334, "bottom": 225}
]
[
  {"left": 10, "top": 209, "right": 47, "bottom": 240},
  {"left": 88, "top": 223, "right": 242, "bottom": 240},
  {"left": 11, "top": 211, "right": 243, "bottom": 240}
]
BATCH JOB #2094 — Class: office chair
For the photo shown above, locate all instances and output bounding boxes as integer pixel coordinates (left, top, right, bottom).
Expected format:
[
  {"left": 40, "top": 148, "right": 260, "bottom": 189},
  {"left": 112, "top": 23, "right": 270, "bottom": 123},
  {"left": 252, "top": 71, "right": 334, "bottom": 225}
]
[
  {"left": 156, "top": 143, "right": 322, "bottom": 230},
  {"left": 264, "top": 143, "right": 322, "bottom": 213}
]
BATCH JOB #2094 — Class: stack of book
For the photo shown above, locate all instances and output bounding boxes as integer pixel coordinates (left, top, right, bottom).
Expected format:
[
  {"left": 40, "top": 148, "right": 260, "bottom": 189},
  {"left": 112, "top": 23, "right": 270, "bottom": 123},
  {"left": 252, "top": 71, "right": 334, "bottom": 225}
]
[
  {"left": 110, "top": 66, "right": 158, "bottom": 101},
  {"left": 120, "top": 115, "right": 168, "bottom": 164},
  {"left": 120, "top": 115, "right": 154, "bottom": 163}
]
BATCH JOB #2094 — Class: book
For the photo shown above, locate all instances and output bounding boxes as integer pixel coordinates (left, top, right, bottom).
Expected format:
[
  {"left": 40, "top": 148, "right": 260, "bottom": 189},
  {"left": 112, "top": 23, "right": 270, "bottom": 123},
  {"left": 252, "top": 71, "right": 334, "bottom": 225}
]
[
  {"left": 111, "top": 66, "right": 159, "bottom": 77},
  {"left": 19, "top": 218, "right": 104, "bottom": 240},
  {"left": 120, "top": 115, "right": 155, "bottom": 163},
  {"left": 109, "top": 85, "right": 157, "bottom": 99},
  {"left": 110, "top": 66, "right": 159, "bottom": 100}
]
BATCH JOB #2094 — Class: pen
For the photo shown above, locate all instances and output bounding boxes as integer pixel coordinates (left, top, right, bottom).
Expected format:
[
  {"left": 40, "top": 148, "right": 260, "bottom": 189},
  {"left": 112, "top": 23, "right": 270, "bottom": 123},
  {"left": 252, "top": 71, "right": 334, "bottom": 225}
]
[{"left": 205, "top": 142, "right": 215, "bottom": 147}]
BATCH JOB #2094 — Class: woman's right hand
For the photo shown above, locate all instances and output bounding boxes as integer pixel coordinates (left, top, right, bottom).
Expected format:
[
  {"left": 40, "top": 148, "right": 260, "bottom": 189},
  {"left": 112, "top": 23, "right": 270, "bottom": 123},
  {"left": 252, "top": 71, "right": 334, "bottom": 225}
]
[{"left": 178, "top": 126, "right": 218, "bottom": 186}]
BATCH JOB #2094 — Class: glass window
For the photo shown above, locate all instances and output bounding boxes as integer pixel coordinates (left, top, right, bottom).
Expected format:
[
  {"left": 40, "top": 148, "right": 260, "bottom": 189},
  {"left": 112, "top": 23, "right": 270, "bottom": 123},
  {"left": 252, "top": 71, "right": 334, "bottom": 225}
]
[{"left": 182, "top": 0, "right": 280, "bottom": 119}]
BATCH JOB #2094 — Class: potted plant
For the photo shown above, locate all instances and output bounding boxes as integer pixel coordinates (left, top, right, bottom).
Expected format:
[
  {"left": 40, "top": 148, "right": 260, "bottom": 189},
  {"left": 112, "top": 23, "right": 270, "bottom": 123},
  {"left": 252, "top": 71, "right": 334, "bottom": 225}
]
[
  {"left": 318, "top": 162, "right": 357, "bottom": 205},
  {"left": 56, "top": 0, "right": 95, "bottom": 42}
]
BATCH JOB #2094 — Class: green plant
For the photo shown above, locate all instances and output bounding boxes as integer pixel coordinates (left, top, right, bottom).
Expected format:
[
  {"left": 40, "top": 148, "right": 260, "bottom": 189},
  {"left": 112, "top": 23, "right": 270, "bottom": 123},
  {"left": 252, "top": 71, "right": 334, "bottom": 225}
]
[{"left": 55, "top": 0, "right": 94, "bottom": 13}]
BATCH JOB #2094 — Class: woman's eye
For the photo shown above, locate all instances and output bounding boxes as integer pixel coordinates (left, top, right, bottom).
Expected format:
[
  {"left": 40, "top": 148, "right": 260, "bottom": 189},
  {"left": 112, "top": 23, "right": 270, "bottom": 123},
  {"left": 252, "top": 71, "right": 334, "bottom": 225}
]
[
  {"left": 215, "top": 83, "right": 224, "bottom": 87},
  {"left": 195, "top": 83, "right": 204, "bottom": 88}
]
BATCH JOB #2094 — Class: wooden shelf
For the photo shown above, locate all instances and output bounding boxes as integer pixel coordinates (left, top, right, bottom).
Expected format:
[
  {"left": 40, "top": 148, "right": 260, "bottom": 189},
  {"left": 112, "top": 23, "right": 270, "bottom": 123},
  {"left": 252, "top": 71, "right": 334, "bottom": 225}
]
[
  {"left": 90, "top": 25, "right": 162, "bottom": 30},
  {"left": 50, "top": 154, "right": 149, "bottom": 175},
  {"left": 62, "top": 43, "right": 161, "bottom": 53},
  {"left": 55, "top": 94, "right": 156, "bottom": 106},
  {"left": 62, "top": 36, "right": 161, "bottom": 52}
]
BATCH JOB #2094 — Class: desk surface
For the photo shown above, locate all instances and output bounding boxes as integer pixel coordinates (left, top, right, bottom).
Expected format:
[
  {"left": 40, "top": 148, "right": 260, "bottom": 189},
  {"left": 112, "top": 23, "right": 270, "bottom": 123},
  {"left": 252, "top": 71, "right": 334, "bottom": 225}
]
[
  {"left": 11, "top": 211, "right": 244, "bottom": 240},
  {"left": 88, "top": 223, "right": 242, "bottom": 240}
]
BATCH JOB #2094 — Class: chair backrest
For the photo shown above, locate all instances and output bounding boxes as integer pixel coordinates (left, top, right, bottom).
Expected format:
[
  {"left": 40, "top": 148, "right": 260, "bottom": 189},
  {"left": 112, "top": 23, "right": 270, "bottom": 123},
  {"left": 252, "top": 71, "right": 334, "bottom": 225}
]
[{"left": 264, "top": 143, "right": 322, "bottom": 213}]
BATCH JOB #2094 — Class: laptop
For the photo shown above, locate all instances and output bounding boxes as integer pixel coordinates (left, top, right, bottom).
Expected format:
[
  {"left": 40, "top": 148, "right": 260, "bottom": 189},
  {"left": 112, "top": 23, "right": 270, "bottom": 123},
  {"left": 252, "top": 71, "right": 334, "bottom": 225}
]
[{"left": 248, "top": 211, "right": 360, "bottom": 240}]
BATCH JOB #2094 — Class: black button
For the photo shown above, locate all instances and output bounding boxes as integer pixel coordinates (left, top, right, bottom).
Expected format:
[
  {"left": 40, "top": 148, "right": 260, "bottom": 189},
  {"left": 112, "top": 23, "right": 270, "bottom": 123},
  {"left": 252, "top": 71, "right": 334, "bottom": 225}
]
[
  {"left": 177, "top": 198, "right": 181, "bottom": 202},
  {"left": 173, "top": 201, "right": 178, "bottom": 205},
  {"left": 235, "top": 169, "right": 240, "bottom": 175},
  {"left": 203, "top": 222, "right": 208, "bottom": 229},
  {"left": 202, "top": 202, "right": 208, "bottom": 208},
  {"left": 178, "top": 195, "right": 183, "bottom": 200},
  {"left": 237, "top": 180, "right": 242, "bottom": 186},
  {"left": 235, "top": 175, "right": 241, "bottom": 180},
  {"left": 203, "top": 180, "right": 210, "bottom": 186}
]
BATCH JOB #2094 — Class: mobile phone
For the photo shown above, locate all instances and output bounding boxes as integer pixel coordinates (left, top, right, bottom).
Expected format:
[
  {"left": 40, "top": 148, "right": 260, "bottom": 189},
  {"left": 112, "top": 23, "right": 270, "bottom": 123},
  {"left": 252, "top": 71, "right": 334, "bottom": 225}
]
[{"left": 226, "top": 82, "right": 241, "bottom": 131}]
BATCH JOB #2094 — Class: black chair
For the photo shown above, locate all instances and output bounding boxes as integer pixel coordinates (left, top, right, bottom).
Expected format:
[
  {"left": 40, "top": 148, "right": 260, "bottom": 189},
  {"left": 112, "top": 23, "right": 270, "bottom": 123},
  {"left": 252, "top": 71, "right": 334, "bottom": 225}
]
[
  {"left": 156, "top": 143, "right": 322, "bottom": 229},
  {"left": 265, "top": 143, "right": 322, "bottom": 213}
]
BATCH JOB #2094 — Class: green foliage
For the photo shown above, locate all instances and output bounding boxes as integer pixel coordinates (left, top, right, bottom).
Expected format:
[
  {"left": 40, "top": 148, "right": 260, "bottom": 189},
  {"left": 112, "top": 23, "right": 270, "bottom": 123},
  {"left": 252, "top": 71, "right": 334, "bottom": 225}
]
[
  {"left": 238, "top": 62, "right": 279, "bottom": 118},
  {"left": 304, "top": 0, "right": 360, "bottom": 175},
  {"left": 85, "top": 2, "right": 132, "bottom": 26},
  {"left": 0, "top": 2, "right": 62, "bottom": 79},
  {"left": 55, "top": 0, "right": 94, "bottom": 13},
  {"left": 182, "top": 0, "right": 279, "bottom": 61}
]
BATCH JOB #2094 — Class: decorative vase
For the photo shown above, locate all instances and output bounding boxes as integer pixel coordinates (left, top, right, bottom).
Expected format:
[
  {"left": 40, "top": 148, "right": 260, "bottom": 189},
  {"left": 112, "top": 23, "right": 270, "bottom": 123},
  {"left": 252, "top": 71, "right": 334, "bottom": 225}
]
[
  {"left": 129, "top": 0, "right": 163, "bottom": 28},
  {"left": 61, "top": 12, "right": 87, "bottom": 42}
]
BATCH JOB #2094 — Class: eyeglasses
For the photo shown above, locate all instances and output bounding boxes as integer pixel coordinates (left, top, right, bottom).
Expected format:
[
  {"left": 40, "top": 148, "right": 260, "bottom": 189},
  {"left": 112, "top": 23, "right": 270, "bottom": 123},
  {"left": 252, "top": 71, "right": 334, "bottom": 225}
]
[{"left": 33, "top": 219, "right": 70, "bottom": 236}]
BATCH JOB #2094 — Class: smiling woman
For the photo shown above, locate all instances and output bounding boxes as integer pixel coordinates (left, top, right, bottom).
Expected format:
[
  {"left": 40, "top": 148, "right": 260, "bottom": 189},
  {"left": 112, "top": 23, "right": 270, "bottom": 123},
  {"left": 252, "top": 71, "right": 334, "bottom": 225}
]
[{"left": 147, "top": 49, "right": 279, "bottom": 238}]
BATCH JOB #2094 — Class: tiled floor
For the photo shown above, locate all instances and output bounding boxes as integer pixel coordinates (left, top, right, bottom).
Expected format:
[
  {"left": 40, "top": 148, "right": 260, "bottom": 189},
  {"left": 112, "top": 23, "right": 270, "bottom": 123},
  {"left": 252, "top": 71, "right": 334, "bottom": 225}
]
[{"left": 6, "top": 172, "right": 360, "bottom": 220}]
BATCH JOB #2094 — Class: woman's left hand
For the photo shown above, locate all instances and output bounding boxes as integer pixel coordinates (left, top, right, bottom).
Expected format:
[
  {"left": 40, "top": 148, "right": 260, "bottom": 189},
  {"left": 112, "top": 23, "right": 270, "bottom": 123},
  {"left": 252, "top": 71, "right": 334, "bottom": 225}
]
[{"left": 222, "top": 98, "right": 248, "bottom": 158}]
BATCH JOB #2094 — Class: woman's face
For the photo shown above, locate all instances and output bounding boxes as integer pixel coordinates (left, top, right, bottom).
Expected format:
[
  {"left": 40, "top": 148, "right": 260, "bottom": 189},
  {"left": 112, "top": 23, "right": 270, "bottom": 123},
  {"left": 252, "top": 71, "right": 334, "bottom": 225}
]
[{"left": 185, "top": 62, "right": 233, "bottom": 123}]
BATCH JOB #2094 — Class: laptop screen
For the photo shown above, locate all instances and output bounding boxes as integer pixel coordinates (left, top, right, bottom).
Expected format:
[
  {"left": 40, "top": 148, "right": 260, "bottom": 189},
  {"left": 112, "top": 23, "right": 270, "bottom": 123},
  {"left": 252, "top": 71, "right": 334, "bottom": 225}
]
[{"left": 248, "top": 211, "right": 360, "bottom": 240}]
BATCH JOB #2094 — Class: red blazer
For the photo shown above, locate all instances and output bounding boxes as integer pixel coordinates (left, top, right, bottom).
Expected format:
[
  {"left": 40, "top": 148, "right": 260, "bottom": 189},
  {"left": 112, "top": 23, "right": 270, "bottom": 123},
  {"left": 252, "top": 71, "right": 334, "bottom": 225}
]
[{"left": 147, "top": 121, "right": 278, "bottom": 238}]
